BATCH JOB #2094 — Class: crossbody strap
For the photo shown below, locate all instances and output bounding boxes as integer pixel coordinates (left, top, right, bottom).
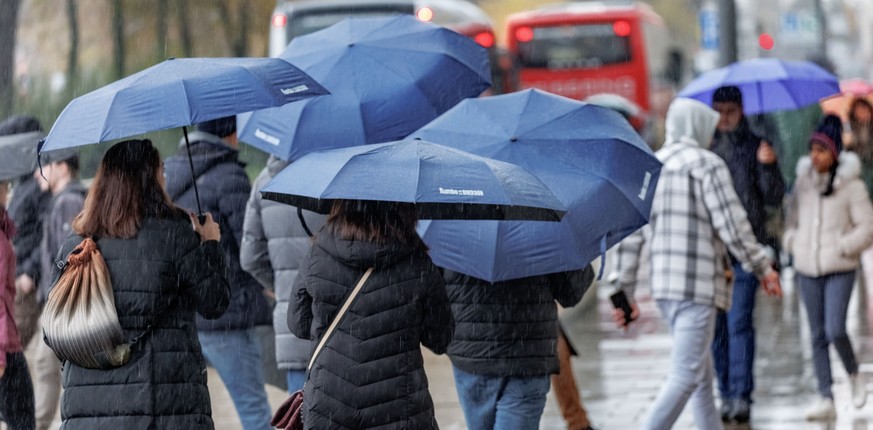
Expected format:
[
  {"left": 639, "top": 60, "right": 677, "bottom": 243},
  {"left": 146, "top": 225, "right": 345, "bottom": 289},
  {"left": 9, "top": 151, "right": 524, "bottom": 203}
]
[{"left": 308, "top": 267, "right": 374, "bottom": 370}]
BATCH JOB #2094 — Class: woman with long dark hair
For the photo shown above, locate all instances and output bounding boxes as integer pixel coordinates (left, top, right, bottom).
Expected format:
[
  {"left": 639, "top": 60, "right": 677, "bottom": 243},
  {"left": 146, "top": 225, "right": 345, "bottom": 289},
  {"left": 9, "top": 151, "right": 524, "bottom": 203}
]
[
  {"left": 54, "top": 140, "right": 230, "bottom": 429},
  {"left": 288, "top": 199, "right": 453, "bottom": 429},
  {"left": 785, "top": 115, "right": 873, "bottom": 420}
]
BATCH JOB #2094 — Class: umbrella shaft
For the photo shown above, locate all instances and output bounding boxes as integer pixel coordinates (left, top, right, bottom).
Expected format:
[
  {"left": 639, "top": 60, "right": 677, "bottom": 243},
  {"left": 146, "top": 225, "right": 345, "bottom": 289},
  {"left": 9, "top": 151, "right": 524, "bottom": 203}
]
[{"left": 182, "top": 126, "right": 204, "bottom": 217}]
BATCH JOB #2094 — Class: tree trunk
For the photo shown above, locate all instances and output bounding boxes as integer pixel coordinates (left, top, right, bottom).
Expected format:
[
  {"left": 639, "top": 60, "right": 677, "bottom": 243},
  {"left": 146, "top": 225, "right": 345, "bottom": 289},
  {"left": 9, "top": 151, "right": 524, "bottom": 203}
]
[
  {"left": 66, "top": 0, "right": 79, "bottom": 94},
  {"left": 0, "top": 0, "right": 21, "bottom": 119},
  {"left": 112, "top": 0, "right": 125, "bottom": 79},
  {"left": 176, "top": 1, "right": 193, "bottom": 57},
  {"left": 233, "top": 1, "right": 250, "bottom": 57},
  {"left": 156, "top": 0, "right": 168, "bottom": 61}
]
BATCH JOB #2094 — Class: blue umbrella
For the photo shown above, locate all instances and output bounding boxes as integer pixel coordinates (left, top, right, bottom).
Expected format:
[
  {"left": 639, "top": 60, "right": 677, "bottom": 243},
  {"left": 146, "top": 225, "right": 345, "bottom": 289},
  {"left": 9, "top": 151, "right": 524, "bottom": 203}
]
[
  {"left": 40, "top": 57, "right": 328, "bottom": 213},
  {"left": 409, "top": 89, "right": 661, "bottom": 282},
  {"left": 237, "top": 15, "right": 491, "bottom": 161},
  {"left": 260, "top": 139, "right": 566, "bottom": 221},
  {"left": 678, "top": 58, "right": 839, "bottom": 115}
]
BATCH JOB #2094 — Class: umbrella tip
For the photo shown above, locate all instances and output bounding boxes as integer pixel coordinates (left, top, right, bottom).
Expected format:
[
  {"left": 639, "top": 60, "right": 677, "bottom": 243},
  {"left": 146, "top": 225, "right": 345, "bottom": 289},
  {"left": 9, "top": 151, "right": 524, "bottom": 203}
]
[
  {"left": 167, "top": 57, "right": 176, "bottom": 61},
  {"left": 510, "top": 137, "right": 518, "bottom": 142},
  {"left": 348, "top": 43, "right": 355, "bottom": 48}
]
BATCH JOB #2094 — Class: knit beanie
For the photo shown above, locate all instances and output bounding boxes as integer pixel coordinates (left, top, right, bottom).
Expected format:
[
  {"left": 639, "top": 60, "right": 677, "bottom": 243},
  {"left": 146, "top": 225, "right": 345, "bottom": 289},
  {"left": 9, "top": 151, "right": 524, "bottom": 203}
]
[
  {"left": 712, "top": 86, "right": 743, "bottom": 105},
  {"left": 810, "top": 114, "right": 843, "bottom": 158}
]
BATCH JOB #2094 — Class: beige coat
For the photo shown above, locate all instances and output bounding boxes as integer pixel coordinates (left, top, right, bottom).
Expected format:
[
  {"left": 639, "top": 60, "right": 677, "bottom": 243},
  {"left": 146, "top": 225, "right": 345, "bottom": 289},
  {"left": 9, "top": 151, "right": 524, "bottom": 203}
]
[{"left": 784, "top": 152, "right": 873, "bottom": 277}]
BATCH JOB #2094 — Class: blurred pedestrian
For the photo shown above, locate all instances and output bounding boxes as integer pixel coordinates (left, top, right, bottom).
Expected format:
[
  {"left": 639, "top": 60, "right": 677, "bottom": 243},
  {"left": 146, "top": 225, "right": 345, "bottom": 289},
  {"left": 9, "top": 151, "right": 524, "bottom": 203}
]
[
  {"left": 34, "top": 147, "right": 86, "bottom": 430},
  {"left": 0, "top": 115, "right": 49, "bottom": 350},
  {"left": 783, "top": 115, "right": 873, "bottom": 420},
  {"left": 0, "top": 177, "right": 36, "bottom": 430},
  {"left": 289, "top": 200, "right": 453, "bottom": 429},
  {"left": 709, "top": 85, "right": 786, "bottom": 423},
  {"left": 240, "top": 155, "right": 326, "bottom": 394},
  {"left": 843, "top": 99, "right": 873, "bottom": 291},
  {"left": 552, "top": 323, "right": 595, "bottom": 430},
  {"left": 613, "top": 98, "right": 781, "bottom": 430},
  {"left": 54, "top": 139, "right": 229, "bottom": 428},
  {"left": 444, "top": 266, "right": 593, "bottom": 430},
  {"left": 164, "top": 117, "right": 273, "bottom": 430}
]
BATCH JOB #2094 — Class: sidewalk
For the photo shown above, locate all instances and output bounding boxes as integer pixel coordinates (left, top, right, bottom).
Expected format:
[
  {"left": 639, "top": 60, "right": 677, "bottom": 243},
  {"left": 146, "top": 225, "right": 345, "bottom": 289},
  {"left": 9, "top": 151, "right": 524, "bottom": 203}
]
[{"left": 35, "top": 266, "right": 873, "bottom": 429}]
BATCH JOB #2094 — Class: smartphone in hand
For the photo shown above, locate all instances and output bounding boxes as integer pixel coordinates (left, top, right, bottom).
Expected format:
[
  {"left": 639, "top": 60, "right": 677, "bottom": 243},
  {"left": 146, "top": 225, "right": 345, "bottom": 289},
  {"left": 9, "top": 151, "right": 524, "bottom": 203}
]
[{"left": 610, "top": 290, "right": 636, "bottom": 326}]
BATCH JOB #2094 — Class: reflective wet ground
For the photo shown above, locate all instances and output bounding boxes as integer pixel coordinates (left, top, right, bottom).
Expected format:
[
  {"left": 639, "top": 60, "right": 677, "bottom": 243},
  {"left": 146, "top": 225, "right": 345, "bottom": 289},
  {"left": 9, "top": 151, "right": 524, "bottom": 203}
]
[{"left": 207, "top": 265, "right": 873, "bottom": 429}]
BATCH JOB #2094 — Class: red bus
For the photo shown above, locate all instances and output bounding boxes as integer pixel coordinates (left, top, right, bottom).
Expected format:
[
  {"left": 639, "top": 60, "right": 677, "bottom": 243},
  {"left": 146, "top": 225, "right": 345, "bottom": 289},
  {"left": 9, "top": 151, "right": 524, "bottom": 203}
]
[{"left": 505, "top": 2, "right": 672, "bottom": 114}]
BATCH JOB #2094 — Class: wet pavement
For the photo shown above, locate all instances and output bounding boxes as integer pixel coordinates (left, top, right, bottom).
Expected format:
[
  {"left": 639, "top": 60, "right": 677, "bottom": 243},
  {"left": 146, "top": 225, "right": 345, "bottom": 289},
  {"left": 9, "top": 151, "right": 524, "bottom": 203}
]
[{"left": 33, "top": 266, "right": 873, "bottom": 429}]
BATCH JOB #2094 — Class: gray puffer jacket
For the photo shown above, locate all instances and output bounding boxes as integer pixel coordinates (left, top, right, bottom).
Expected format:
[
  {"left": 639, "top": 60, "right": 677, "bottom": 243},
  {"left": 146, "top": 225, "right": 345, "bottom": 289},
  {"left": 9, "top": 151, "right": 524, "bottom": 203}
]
[
  {"left": 784, "top": 152, "right": 873, "bottom": 277},
  {"left": 240, "top": 156, "right": 326, "bottom": 370}
]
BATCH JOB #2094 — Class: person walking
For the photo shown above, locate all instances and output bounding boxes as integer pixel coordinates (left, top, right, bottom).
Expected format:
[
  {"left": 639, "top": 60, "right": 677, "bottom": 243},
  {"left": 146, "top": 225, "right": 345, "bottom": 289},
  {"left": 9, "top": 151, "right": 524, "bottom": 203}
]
[
  {"left": 288, "top": 200, "right": 453, "bottom": 430},
  {"left": 0, "top": 178, "right": 36, "bottom": 430},
  {"left": 240, "top": 155, "right": 325, "bottom": 394},
  {"left": 33, "top": 148, "right": 86, "bottom": 430},
  {"left": 613, "top": 98, "right": 781, "bottom": 430},
  {"left": 0, "top": 115, "right": 50, "bottom": 351},
  {"left": 164, "top": 117, "right": 273, "bottom": 430},
  {"left": 444, "top": 266, "right": 594, "bottom": 430},
  {"left": 783, "top": 115, "right": 873, "bottom": 420},
  {"left": 709, "top": 85, "right": 786, "bottom": 423},
  {"left": 843, "top": 98, "right": 873, "bottom": 291},
  {"left": 52, "top": 139, "right": 229, "bottom": 429}
]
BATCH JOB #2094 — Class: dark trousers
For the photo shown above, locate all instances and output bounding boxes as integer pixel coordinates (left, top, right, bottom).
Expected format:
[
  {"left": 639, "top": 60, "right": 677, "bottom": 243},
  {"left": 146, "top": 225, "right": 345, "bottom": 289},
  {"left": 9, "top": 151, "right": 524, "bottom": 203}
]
[
  {"left": 797, "top": 271, "right": 858, "bottom": 399},
  {"left": 712, "top": 263, "right": 758, "bottom": 402},
  {"left": 0, "top": 351, "right": 35, "bottom": 430}
]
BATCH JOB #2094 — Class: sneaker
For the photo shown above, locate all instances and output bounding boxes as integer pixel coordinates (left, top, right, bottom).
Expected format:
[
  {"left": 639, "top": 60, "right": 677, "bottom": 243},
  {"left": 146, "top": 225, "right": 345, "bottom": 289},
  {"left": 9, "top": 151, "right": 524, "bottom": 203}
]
[
  {"left": 851, "top": 373, "right": 867, "bottom": 408},
  {"left": 720, "top": 399, "right": 734, "bottom": 422},
  {"left": 731, "top": 398, "right": 751, "bottom": 423},
  {"left": 805, "top": 397, "right": 836, "bottom": 421}
]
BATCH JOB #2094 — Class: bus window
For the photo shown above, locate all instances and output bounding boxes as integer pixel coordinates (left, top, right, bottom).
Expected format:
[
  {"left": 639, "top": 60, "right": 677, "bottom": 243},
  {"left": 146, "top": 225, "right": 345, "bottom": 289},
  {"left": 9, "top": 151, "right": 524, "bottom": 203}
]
[
  {"left": 286, "top": 6, "right": 412, "bottom": 39},
  {"left": 517, "top": 23, "right": 632, "bottom": 70}
]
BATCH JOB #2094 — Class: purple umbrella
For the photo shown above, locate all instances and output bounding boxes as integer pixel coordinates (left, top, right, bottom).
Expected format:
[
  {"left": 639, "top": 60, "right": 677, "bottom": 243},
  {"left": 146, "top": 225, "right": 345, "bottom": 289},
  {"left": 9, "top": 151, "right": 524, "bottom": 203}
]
[{"left": 678, "top": 58, "right": 839, "bottom": 115}]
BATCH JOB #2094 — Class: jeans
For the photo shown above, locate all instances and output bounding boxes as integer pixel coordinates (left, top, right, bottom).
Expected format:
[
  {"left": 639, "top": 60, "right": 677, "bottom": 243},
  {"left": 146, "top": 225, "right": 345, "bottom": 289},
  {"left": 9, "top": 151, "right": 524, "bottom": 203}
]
[
  {"left": 199, "top": 329, "right": 272, "bottom": 430},
  {"left": 712, "top": 263, "right": 758, "bottom": 401},
  {"left": 453, "top": 366, "right": 551, "bottom": 430},
  {"left": 644, "top": 300, "right": 722, "bottom": 430},
  {"left": 797, "top": 271, "right": 858, "bottom": 399},
  {"left": 286, "top": 369, "right": 306, "bottom": 394},
  {"left": 0, "top": 352, "right": 35, "bottom": 430}
]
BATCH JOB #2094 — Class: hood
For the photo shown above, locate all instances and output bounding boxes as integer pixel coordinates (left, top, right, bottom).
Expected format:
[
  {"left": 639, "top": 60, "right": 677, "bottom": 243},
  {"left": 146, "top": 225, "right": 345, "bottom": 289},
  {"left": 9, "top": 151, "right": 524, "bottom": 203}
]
[
  {"left": 267, "top": 155, "right": 290, "bottom": 177},
  {"left": 796, "top": 151, "right": 862, "bottom": 184},
  {"left": 664, "top": 98, "right": 721, "bottom": 149},
  {"left": 58, "top": 180, "right": 88, "bottom": 199},
  {"left": 164, "top": 135, "right": 240, "bottom": 199},
  {"left": 315, "top": 228, "right": 417, "bottom": 269}
]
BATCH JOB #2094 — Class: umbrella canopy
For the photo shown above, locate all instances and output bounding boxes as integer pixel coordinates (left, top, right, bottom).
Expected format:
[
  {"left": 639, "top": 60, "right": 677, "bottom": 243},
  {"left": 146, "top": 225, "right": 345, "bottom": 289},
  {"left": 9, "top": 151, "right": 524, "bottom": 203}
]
[
  {"left": 260, "top": 139, "right": 566, "bottom": 221},
  {"left": 820, "top": 78, "right": 873, "bottom": 122},
  {"left": 237, "top": 15, "right": 491, "bottom": 161},
  {"left": 0, "top": 131, "right": 44, "bottom": 182},
  {"left": 678, "top": 58, "right": 839, "bottom": 115},
  {"left": 409, "top": 89, "right": 661, "bottom": 282},
  {"left": 42, "top": 57, "right": 328, "bottom": 152}
]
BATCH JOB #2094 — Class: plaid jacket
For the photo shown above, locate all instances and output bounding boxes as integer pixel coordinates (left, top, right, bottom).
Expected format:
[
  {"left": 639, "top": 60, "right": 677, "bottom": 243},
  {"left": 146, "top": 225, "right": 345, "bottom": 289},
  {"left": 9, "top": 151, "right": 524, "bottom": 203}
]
[{"left": 615, "top": 142, "right": 773, "bottom": 311}]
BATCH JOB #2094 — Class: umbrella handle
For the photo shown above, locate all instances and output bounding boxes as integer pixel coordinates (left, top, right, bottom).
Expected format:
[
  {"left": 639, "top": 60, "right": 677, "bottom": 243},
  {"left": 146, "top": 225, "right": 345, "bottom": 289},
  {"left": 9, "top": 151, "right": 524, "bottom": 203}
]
[
  {"left": 182, "top": 126, "right": 205, "bottom": 221},
  {"left": 297, "top": 207, "right": 313, "bottom": 238}
]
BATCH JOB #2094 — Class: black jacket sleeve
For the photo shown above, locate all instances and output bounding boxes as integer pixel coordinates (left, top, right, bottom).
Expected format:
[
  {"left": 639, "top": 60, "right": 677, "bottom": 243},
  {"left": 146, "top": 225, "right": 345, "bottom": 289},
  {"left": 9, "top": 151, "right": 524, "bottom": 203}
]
[
  {"left": 288, "top": 247, "right": 314, "bottom": 340},
  {"left": 420, "top": 265, "right": 453, "bottom": 354},
  {"left": 174, "top": 221, "right": 230, "bottom": 319},
  {"left": 756, "top": 161, "right": 786, "bottom": 206},
  {"left": 549, "top": 264, "right": 595, "bottom": 308}
]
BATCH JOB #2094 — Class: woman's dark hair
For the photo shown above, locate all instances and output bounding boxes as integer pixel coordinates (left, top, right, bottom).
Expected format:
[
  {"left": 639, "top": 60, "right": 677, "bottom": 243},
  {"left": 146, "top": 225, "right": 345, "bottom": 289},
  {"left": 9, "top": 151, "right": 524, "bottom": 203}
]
[
  {"left": 849, "top": 98, "right": 873, "bottom": 127},
  {"left": 73, "top": 139, "right": 184, "bottom": 239},
  {"left": 327, "top": 200, "right": 427, "bottom": 251}
]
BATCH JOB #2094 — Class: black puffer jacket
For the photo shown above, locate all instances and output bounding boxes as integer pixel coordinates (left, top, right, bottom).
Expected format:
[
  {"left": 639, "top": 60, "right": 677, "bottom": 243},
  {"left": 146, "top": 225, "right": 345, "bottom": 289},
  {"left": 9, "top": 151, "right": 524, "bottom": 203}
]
[
  {"left": 55, "top": 216, "right": 230, "bottom": 430},
  {"left": 444, "top": 266, "right": 594, "bottom": 377},
  {"left": 289, "top": 231, "right": 453, "bottom": 430},
  {"left": 711, "top": 118, "right": 785, "bottom": 243},
  {"left": 164, "top": 132, "right": 270, "bottom": 330}
]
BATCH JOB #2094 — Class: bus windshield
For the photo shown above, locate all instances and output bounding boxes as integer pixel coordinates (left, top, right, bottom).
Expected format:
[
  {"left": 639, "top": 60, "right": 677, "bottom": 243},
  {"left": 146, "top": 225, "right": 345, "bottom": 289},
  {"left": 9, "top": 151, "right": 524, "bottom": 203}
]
[
  {"left": 287, "top": 5, "right": 413, "bottom": 39},
  {"left": 516, "top": 23, "right": 631, "bottom": 70}
]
